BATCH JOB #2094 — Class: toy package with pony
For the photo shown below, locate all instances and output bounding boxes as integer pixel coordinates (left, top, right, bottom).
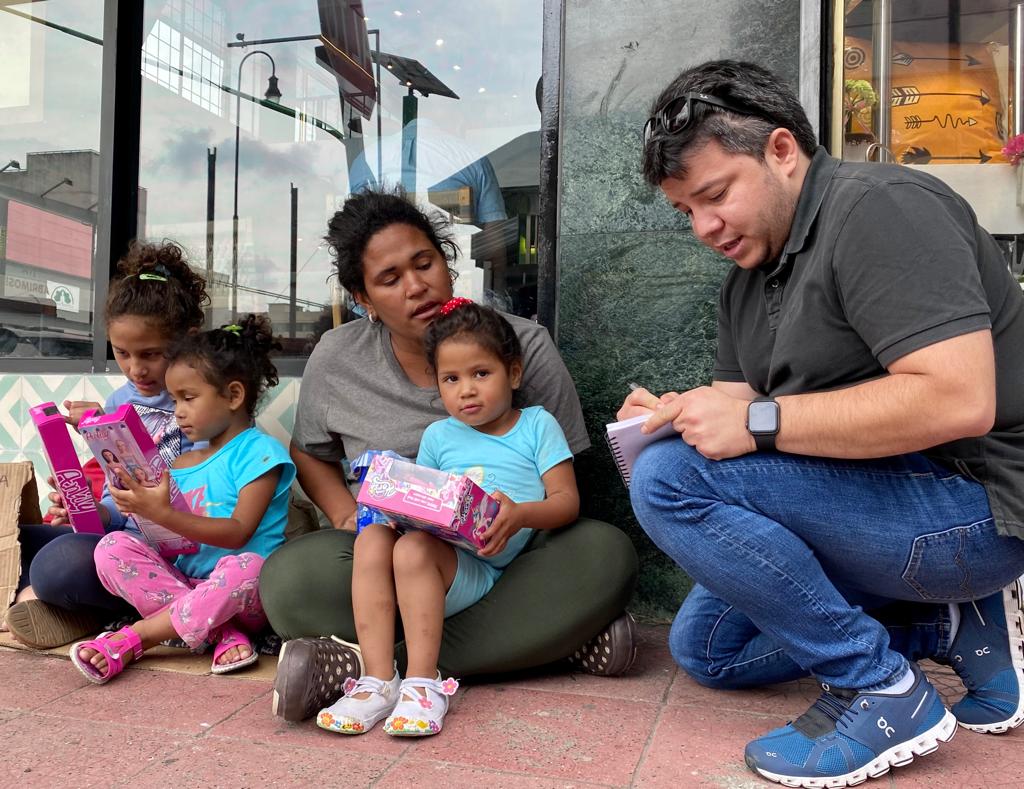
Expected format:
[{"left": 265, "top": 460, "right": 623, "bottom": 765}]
[{"left": 356, "top": 455, "right": 499, "bottom": 552}]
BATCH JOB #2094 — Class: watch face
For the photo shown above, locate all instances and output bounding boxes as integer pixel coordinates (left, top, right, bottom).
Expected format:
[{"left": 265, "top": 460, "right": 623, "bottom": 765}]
[{"left": 748, "top": 400, "right": 779, "bottom": 434}]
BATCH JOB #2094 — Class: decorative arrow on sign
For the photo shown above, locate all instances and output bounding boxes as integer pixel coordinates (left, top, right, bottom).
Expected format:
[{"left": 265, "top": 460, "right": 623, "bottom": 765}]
[
  {"left": 891, "top": 86, "right": 990, "bottom": 107},
  {"left": 892, "top": 52, "right": 982, "bottom": 67},
  {"left": 900, "top": 147, "right": 992, "bottom": 165},
  {"left": 904, "top": 114, "right": 978, "bottom": 130}
]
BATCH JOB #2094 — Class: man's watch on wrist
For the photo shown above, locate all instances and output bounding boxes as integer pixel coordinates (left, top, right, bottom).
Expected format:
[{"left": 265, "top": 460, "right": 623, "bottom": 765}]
[{"left": 746, "top": 396, "right": 780, "bottom": 452}]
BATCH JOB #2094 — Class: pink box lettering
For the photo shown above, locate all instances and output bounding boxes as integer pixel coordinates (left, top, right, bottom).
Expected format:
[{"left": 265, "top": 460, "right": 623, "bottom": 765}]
[
  {"left": 356, "top": 456, "right": 499, "bottom": 552},
  {"left": 78, "top": 404, "right": 198, "bottom": 557},
  {"left": 29, "top": 403, "right": 105, "bottom": 535}
]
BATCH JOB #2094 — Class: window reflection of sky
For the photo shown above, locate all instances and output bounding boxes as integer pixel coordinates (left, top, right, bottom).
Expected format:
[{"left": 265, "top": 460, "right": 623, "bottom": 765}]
[{"left": 1, "top": 1, "right": 542, "bottom": 342}]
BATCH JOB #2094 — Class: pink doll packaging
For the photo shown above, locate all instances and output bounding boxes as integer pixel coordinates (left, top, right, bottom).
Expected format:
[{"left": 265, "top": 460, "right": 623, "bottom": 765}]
[
  {"left": 78, "top": 404, "right": 198, "bottom": 557},
  {"left": 29, "top": 402, "right": 105, "bottom": 535},
  {"left": 356, "top": 456, "right": 500, "bottom": 552}
]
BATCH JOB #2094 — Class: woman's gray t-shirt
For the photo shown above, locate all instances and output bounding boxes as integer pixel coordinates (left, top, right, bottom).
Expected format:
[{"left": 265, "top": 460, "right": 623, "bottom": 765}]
[{"left": 292, "top": 314, "right": 589, "bottom": 494}]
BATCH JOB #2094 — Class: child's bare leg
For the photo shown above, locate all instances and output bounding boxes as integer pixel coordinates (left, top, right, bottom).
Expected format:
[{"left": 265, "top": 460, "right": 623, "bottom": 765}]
[
  {"left": 77, "top": 609, "right": 177, "bottom": 673},
  {"left": 392, "top": 531, "right": 458, "bottom": 678},
  {"left": 352, "top": 524, "right": 400, "bottom": 686}
]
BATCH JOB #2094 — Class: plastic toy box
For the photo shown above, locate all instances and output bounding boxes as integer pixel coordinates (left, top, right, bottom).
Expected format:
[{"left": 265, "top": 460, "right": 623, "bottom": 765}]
[
  {"left": 356, "top": 456, "right": 500, "bottom": 551},
  {"left": 29, "top": 402, "right": 105, "bottom": 535},
  {"left": 79, "top": 404, "right": 198, "bottom": 557}
]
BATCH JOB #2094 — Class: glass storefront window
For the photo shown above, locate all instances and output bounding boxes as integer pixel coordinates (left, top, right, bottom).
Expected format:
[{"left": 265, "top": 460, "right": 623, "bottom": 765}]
[
  {"left": 0, "top": 1, "right": 105, "bottom": 359},
  {"left": 836, "top": 0, "right": 1024, "bottom": 281},
  {"left": 139, "top": 0, "right": 544, "bottom": 357}
]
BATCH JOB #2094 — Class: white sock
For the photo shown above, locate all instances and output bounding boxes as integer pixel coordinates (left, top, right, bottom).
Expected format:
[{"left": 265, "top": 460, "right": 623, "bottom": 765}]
[
  {"left": 948, "top": 602, "right": 961, "bottom": 644},
  {"left": 873, "top": 666, "right": 915, "bottom": 695}
]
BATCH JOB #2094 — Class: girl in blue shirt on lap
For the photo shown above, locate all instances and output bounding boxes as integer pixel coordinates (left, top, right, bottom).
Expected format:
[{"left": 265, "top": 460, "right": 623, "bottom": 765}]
[
  {"left": 318, "top": 298, "right": 579, "bottom": 737},
  {"left": 70, "top": 314, "right": 295, "bottom": 684}
]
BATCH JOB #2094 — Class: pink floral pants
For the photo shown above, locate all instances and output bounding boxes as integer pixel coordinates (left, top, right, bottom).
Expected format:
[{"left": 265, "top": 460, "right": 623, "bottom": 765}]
[{"left": 94, "top": 532, "right": 266, "bottom": 649}]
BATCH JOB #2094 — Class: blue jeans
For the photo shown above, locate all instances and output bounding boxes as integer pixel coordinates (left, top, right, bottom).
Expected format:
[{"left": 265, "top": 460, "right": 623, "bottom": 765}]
[{"left": 630, "top": 440, "right": 1024, "bottom": 691}]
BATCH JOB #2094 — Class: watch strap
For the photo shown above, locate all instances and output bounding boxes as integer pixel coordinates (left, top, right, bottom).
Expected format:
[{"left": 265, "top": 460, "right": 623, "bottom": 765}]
[{"left": 749, "top": 396, "right": 779, "bottom": 452}]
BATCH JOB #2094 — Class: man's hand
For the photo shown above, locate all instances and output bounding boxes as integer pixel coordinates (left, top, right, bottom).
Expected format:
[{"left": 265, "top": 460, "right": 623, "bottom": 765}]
[
  {"left": 642, "top": 386, "right": 756, "bottom": 460},
  {"left": 109, "top": 468, "right": 174, "bottom": 524},
  {"left": 478, "top": 491, "right": 525, "bottom": 558},
  {"left": 62, "top": 400, "right": 102, "bottom": 428},
  {"left": 616, "top": 387, "right": 680, "bottom": 421}
]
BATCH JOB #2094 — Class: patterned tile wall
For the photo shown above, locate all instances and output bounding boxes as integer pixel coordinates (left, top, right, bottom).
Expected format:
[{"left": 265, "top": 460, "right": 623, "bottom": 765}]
[{"left": 0, "top": 373, "right": 301, "bottom": 515}]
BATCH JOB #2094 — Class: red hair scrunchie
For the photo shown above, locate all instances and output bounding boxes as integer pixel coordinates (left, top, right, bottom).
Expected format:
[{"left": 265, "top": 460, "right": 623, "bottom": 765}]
[{"left": 439, "top": 297, "right": 473, "bottom": 316}]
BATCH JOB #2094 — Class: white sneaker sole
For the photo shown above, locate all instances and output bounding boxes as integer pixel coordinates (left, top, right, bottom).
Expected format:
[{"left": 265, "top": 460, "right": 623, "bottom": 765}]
[
  {"left": 752, "top": 709, "right": 957, "bottom": 788},
  {"left": 958, "top": 575, "right": 1024, "bottom": 734}
]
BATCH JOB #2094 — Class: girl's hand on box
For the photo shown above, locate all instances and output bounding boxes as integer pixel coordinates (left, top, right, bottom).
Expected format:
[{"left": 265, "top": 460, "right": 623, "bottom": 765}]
[
  {"left": 62, "top": 400, "right": 102, "bottom": 428},
  {"left": 45, "top": 474, "right": 69, "bottom": 526},
  {"left": 109, "top": 468, "right": 173, "bottom": 524},
  {"left": 477, "top": 491, "right": 523, "bottom": 558}
]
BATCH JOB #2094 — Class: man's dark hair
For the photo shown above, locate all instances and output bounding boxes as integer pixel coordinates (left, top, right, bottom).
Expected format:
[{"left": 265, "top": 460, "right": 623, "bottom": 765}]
[{"left": 641, "top": 60, "right": 818, "bottom": 186}]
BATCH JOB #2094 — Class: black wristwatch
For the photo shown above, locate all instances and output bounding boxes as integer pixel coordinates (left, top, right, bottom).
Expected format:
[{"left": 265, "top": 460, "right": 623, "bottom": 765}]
[{"left": 747, "top": 396, "right": 780, "bottom": 452}]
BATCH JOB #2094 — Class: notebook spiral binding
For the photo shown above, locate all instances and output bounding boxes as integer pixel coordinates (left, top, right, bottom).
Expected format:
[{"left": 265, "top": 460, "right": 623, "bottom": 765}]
[{"left": 605, "top": 433, "right": 631, "bottom": 488}]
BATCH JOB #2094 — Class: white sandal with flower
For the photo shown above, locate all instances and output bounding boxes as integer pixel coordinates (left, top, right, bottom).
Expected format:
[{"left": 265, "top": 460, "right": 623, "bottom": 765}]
[
  {"left": 383, "top": 674, "right": 459, "bottom": 737},
  {"left": 316, "top": 670, "right": 400, "bottom": 735}
]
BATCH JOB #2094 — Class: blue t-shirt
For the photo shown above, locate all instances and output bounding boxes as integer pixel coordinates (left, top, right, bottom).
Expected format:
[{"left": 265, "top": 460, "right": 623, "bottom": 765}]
[
  {"left": 416, "top": 406, "right": 572, "bottom": 568},
  {"left": 100, "top": 382, "right": 200, "bottom": 531},
  {"left": 171, "top": 428, "right": 295, "bottom": 579}
]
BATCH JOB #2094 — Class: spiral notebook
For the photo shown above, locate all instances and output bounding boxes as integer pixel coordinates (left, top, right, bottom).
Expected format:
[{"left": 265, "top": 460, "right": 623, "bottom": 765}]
[{"left": 605, "top": 415, "right": 677, "bottom": 488}]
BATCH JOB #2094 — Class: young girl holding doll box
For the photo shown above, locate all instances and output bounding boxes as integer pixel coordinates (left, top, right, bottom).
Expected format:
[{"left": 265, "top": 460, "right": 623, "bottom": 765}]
[
  {"left": 317, "top": 298, "right": 579, "bottom": 737},
  {"left": 8, "top": 242, "right": 209, "bottom": 649},
  {"left": 70, "top": 315, "right": 295, "bottom": 683}
]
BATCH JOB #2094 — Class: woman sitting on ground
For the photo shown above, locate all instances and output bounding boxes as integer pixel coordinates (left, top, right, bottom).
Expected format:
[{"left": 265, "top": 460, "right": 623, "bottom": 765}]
[{"left": 260, "top": 190, "right": 639, "bottom": 721}]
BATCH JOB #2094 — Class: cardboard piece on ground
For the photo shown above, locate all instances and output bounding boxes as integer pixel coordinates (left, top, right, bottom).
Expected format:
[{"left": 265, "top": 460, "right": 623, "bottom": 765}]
[{"left": 0, "top": 462, "right": 42, "bottom": 622}]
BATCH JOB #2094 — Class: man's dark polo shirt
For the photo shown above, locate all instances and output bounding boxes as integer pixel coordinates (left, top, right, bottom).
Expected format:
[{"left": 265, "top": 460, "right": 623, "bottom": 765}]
[{"left": 714, "top": 147, "right": 1024, "bottom": 538}]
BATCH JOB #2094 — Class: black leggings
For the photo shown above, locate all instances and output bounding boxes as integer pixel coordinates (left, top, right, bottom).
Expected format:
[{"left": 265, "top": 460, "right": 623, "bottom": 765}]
[{"left": 19, "top": 525, "right": 132, "bottom": 615}]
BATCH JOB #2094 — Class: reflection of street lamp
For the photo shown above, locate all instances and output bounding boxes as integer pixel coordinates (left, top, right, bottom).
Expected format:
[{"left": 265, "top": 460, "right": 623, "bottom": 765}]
[
  {"left": 232, "top": 42, "right": 282, "bottom": 320},
  {"left": 40, "top": 177, "right": 73, "bottom": 198},
  {"left": 1, "top": 159, "right": 21, "bottom": 173}
]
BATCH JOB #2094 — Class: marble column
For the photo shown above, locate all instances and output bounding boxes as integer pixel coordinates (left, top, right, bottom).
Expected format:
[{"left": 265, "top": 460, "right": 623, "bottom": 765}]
[{"left": 557, "top": 0, "right": 803, "bottom": 616}]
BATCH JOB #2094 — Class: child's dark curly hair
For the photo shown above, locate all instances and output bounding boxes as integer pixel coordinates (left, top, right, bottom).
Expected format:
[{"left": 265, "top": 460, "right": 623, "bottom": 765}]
[
  {"left": 325, "top": 189, "right": 459, "bottom": 297},
  {"left": 424, "top": 300, "right": 522, "bottom": 375},
  {"left": 106, "top": 241, "right": 209, "bottom": 336},
  {"left": 165, "top": 314, "right": 280, "bottom": 417}
]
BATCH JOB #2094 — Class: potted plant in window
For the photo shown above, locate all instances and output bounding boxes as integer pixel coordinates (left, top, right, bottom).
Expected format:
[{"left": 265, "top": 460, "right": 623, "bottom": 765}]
[
  {"left": 843, "top": 79, "right": 877, "bottom": 147},
  {"left": 1002, "top": 133, "right": 1024, "bottom": 208}
]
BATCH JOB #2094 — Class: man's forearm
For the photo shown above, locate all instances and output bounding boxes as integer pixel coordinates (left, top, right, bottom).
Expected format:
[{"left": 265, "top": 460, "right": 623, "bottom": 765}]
[{"left": 776, "top": 372, "right": 993, "bottom": 458}]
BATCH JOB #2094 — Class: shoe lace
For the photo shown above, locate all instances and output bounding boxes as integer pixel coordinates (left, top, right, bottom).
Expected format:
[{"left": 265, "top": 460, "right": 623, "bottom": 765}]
[{"left": 793, "top": 686, "right": 857, "bottom": 738}]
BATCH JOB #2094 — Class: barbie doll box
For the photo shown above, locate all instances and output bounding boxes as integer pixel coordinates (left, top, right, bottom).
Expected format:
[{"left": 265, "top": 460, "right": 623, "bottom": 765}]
[
  {"left": 29, "top": 402, "right": 105, "bottom": 535},
  {"left": 78, "top": 404, "right": 198, "bottom": 557},
  {"left": 357, "top": 456, "right": 499, "bottom": 552}
]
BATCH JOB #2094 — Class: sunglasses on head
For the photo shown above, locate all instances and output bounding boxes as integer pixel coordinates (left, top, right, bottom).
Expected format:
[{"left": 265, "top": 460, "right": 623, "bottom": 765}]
[{"left": 643, "top": 92, "right": 755, "bottom": 144}]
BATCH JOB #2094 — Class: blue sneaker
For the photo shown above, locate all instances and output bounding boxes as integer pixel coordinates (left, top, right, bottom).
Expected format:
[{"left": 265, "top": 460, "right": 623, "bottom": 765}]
[
  {"left": 745, "top": 663, "right": 956, "bottom": 787},
  {"left": 948, "top": 575, "right": 1024, "bottom": 733}
]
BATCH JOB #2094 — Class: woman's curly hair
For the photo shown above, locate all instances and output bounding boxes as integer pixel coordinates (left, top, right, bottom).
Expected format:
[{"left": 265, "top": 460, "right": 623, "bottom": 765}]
[
  {"left": 325, "top": 189, "right": 459, "bottom": 297},
  {"left": 166, "top": 314, "right": 280, "bottom": 417}
]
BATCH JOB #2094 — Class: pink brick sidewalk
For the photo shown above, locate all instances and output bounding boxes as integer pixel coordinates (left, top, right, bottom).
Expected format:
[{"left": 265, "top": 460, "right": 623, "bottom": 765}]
[{"left": 2, "top": 625, "right": 1022, "bottom": 787}]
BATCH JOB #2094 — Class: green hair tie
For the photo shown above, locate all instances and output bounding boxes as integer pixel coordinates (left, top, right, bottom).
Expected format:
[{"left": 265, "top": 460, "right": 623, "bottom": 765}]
[
  {"left": 137, "top": 272, "right": 168, "bottom": 282},
  {"left": 222, "top": 324, "right": 243, "bottom": 335}
]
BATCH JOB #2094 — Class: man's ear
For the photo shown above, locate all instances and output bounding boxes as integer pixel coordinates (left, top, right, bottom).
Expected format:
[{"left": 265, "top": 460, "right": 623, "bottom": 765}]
[
  {"left": 765, "top": 127, "right": 802, "bottom": 173},
  {"left": 226, "top": 380, "right": 246, "bottom": 411}
]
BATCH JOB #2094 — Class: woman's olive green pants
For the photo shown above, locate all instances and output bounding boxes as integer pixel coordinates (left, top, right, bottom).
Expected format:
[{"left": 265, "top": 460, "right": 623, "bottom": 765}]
[{"left": 259, "top": 519, "right": 638, "bottom": 677}]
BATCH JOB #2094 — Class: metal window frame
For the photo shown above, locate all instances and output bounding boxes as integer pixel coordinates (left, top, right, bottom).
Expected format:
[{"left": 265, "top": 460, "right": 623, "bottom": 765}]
[{"left": 1, "top": 0, "right": 562, "bottom": 376}]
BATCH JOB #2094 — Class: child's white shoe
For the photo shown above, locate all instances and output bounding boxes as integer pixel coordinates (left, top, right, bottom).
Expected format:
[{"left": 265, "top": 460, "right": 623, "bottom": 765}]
[
  {"left": 383, "top": 674, "right": 459, "bottom": 737},
  {"left": 316, "top": 670, "right": 400, "bottom": 734}
]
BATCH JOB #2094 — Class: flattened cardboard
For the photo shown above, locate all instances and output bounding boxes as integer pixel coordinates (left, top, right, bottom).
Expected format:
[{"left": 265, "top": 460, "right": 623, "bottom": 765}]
[{"left": 0, "top": 462, "right": 42, "bottom": 621}]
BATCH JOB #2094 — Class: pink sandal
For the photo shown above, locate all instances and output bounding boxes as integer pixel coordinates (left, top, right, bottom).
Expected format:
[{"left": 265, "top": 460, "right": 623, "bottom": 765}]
[
  {"left": 69, "top": 626, "right": 144, "bottom": 684},
  {"left": 211, "top": 624, "right": 259, "bottom": 674}
]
